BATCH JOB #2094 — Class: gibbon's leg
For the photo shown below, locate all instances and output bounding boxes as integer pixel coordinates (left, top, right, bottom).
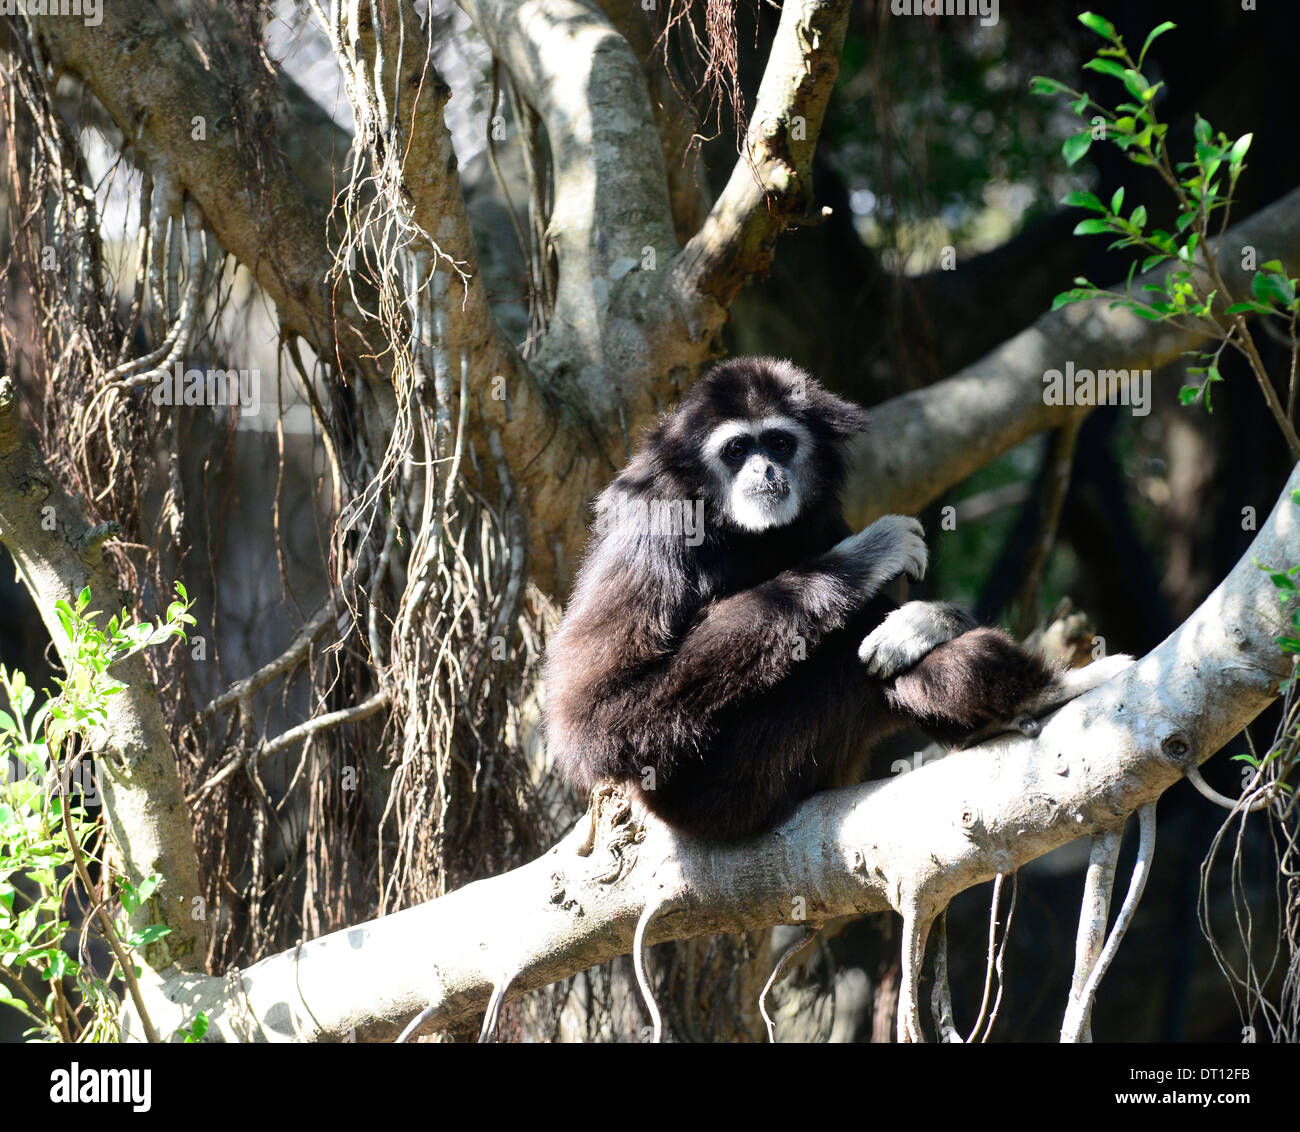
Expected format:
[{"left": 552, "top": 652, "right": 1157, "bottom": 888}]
[
  {"left": 883, "top": 628, "right": 1133, "bottom": 746},
  {"left": 998, "top": 652, "right": 1136, "bottom": 730},
  {"left": 952, "top": 652, "right": 1136, "bottom": 747},
  {"left": 858, "top": 601, "right": 977, "bottom": 678}
]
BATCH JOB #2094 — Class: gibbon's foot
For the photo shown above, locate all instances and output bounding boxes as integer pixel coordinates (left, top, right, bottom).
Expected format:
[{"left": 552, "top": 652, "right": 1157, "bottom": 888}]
[
  {"left": 858, "top": 601, "right": 977, "bottom": 679},
  {"left": 831, "top": 515, "right": 928, "bottom": 593},
  {"left": 960, "top": 653, "right": 1136, "bottom": 747}
]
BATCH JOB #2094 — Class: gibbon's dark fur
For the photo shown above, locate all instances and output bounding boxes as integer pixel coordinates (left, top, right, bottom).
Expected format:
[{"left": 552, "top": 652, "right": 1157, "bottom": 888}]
[{"left": 544, "top": 357, "right": 1058, "bottom": 841}]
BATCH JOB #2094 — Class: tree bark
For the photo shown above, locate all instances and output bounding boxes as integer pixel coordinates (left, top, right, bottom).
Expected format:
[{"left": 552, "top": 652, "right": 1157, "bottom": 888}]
[
  {"left": 0, "top": 379, "right": 206, "bottom": 968},
  {"left": 126, "top": 461, "right": 1300, "bottom": 1039}
]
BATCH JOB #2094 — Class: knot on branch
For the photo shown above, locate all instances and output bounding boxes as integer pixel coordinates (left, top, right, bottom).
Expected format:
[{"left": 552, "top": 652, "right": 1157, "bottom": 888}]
[
  {"left": 956, "top": 802, "right": 985, "bottom": 838},
  {"left": 19, "top": 473, "right": 51, "bottom": 502},
  {"left": 1159, "top": 730, "right": 1195, "bottom": 767},
  {"left": 78, "top": 520, "right": 122, "bottom": 562},
  {"left": 549, "top": 870, "right": 580, "bottom": 914},
  {"left": 577, "top": 780, "right": 644, "bottom": 885}
]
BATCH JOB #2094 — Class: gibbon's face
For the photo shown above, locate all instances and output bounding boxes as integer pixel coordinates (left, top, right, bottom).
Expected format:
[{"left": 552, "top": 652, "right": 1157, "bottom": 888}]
[{"left": 704, "top": 415, "right": 813, "bottom": 532}]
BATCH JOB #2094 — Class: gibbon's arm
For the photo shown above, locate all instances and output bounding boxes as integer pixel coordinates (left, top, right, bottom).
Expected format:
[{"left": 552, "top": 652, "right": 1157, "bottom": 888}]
[
  {"left": 548, "top": 515, "right": 925, "bottom": 787},
  {"left": 557, "top": 564, "right": 887, "bottom": 789},
  {"left": 646, "top": 514, "right": 928, "bottom": 716}
]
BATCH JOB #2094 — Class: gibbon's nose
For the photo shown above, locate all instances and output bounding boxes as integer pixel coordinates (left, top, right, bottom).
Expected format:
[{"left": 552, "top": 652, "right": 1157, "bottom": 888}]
[{"left": 763, "top": 463, "right": 777, "bottom": 482}]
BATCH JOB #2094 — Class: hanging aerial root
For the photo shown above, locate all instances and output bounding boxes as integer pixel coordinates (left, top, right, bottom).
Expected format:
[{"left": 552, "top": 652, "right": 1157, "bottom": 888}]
[
  {"left": 897, "top": 899, "right": 937, "bottom": 1043},
  {"left": 633, "top": 893, "right": 673, "bottom": 1043},
  {"left": 478, "top": 977, "right": 513, "bottom": 1044},
  {"left": 1186, "top": 764, "right": 1274, "bottom": 814},
  {"left": 1062, "top": 826, "right": 1122, "bottom": 1042},
  {"left": 968, "top": 871, "right": 1017, "bottom": 1043},
  {"left": 930, "top": 911, "right": 961, "bottom": 1043},
  {"left": 1061, "top": 802, "right": 1157, "bottom": 1043},
  {"left": 758, "top": 923, "right": 824, "bottom": 1043},
  {"left": 396, "top": 1004, "right": 437, "bottom": 1044}
]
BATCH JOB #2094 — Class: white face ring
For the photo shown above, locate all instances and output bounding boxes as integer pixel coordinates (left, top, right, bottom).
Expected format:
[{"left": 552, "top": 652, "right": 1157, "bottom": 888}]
[{"left": 702, "top": 416, "right": 810, "bottom": 532}]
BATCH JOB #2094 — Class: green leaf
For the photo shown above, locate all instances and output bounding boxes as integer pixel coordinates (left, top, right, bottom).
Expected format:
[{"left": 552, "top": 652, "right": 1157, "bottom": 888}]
[
  {"left": 1063, "top": 132, "right": 1092, "bottom": 167},
  {"left": 1138, "top": 21, "right": 1176, "bottom": 66},
  {"left": 127, "top": 924, "right": 173, "bottom": 948},
  {"left": 1051, "top": 288, "right": 1099, "bottom": 311},
  {"left": 185, "top": 1013, "right": 210, "bottom": 1043},
  {"left": 1122, "top": 69, "right": 1150, "bottom": 101},
  {"left": 1130, "top": 204, "right": 1147, "bottom": 231},
  {"left": 1195, "top": 143, "right": 1224, "bottom": 179},
  {"left": 1030, "top": 75, "right": 1072, "bottom": 96},
  {"left": 1083, "top": 58, "right": 1127, "bottom": 80},
  {"left": 1111, "top": 186, "right": 1125, "bottom": 215},
  {"left": 1078, "top": 11, "right": 1119, "bottom": 41},
  {"left": 1063, "top": 190, "right": 1106, "bottom": 212},
  {"left": 1253, "top": 272, "right": 1294, "bottom": 306},
  {"left": 1228, "top": 133, "right": 1252, "bottom": 175},
  {"left": 1073, "top": 218, "right": 1112, "bottom": 236}
]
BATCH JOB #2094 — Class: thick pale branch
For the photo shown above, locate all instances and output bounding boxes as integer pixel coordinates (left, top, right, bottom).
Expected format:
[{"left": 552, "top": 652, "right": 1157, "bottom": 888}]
[
  {"left": 460, "top": 0, "right": 678, "bottom": 388},
  {"left": 843, "top": 185, "right": 1300, "bottom": 524},
  {"left": 0, "top": 379, "right": 206, "bottom": 968},
  {"left": 133, "top": 463, "right": 1300, "bottom": 1040},
  {"left": 592, "top": 0, "right": 711, "bottom": 243},
  {"left": 453, "top": 0, "right": 859, "bottom": 587},
  {"left": 672, "top": 0, "right": 853, "bottom": 311}
]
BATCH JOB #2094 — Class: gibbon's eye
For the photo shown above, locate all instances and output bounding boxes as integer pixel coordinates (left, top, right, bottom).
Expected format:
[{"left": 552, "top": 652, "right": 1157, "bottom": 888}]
[
  {"left": 763, "top": 430, "right": 796, "bottom": 459},
  {"left": 721, "top": 435, "right": 752, "bottom": 463}
]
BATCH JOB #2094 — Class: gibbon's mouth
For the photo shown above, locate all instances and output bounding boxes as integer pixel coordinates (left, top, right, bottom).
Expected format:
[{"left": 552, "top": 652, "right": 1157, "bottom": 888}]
[{"left": 747, "top": 480, "right": 790, "bottom": 501}]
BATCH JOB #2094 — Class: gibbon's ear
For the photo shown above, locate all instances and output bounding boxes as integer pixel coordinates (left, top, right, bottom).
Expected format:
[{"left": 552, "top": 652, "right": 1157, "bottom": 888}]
[{"left": 804, "top": 384, "right": 870, "bottom": 441}]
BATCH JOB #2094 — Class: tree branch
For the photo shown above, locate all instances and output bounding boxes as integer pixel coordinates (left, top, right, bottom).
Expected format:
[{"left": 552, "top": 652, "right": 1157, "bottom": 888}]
[
  {"left": 460, "top": 0, "right": 679, "bottom": 381},
  {"left": 0, "top": 378, "right": 207, "bottom": 968},
  {"left": 671, "top": 0, "right": 853, "bottom": 312},
  {"left": 1062, "top": 826, "right": 1121, "bottom": 1043},
  {"left": 842, "top": 185, "right": 1300, "bottom": 524},
  {"left": 129, "top": 462, "right": 1300, "bottom": 1039}
]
